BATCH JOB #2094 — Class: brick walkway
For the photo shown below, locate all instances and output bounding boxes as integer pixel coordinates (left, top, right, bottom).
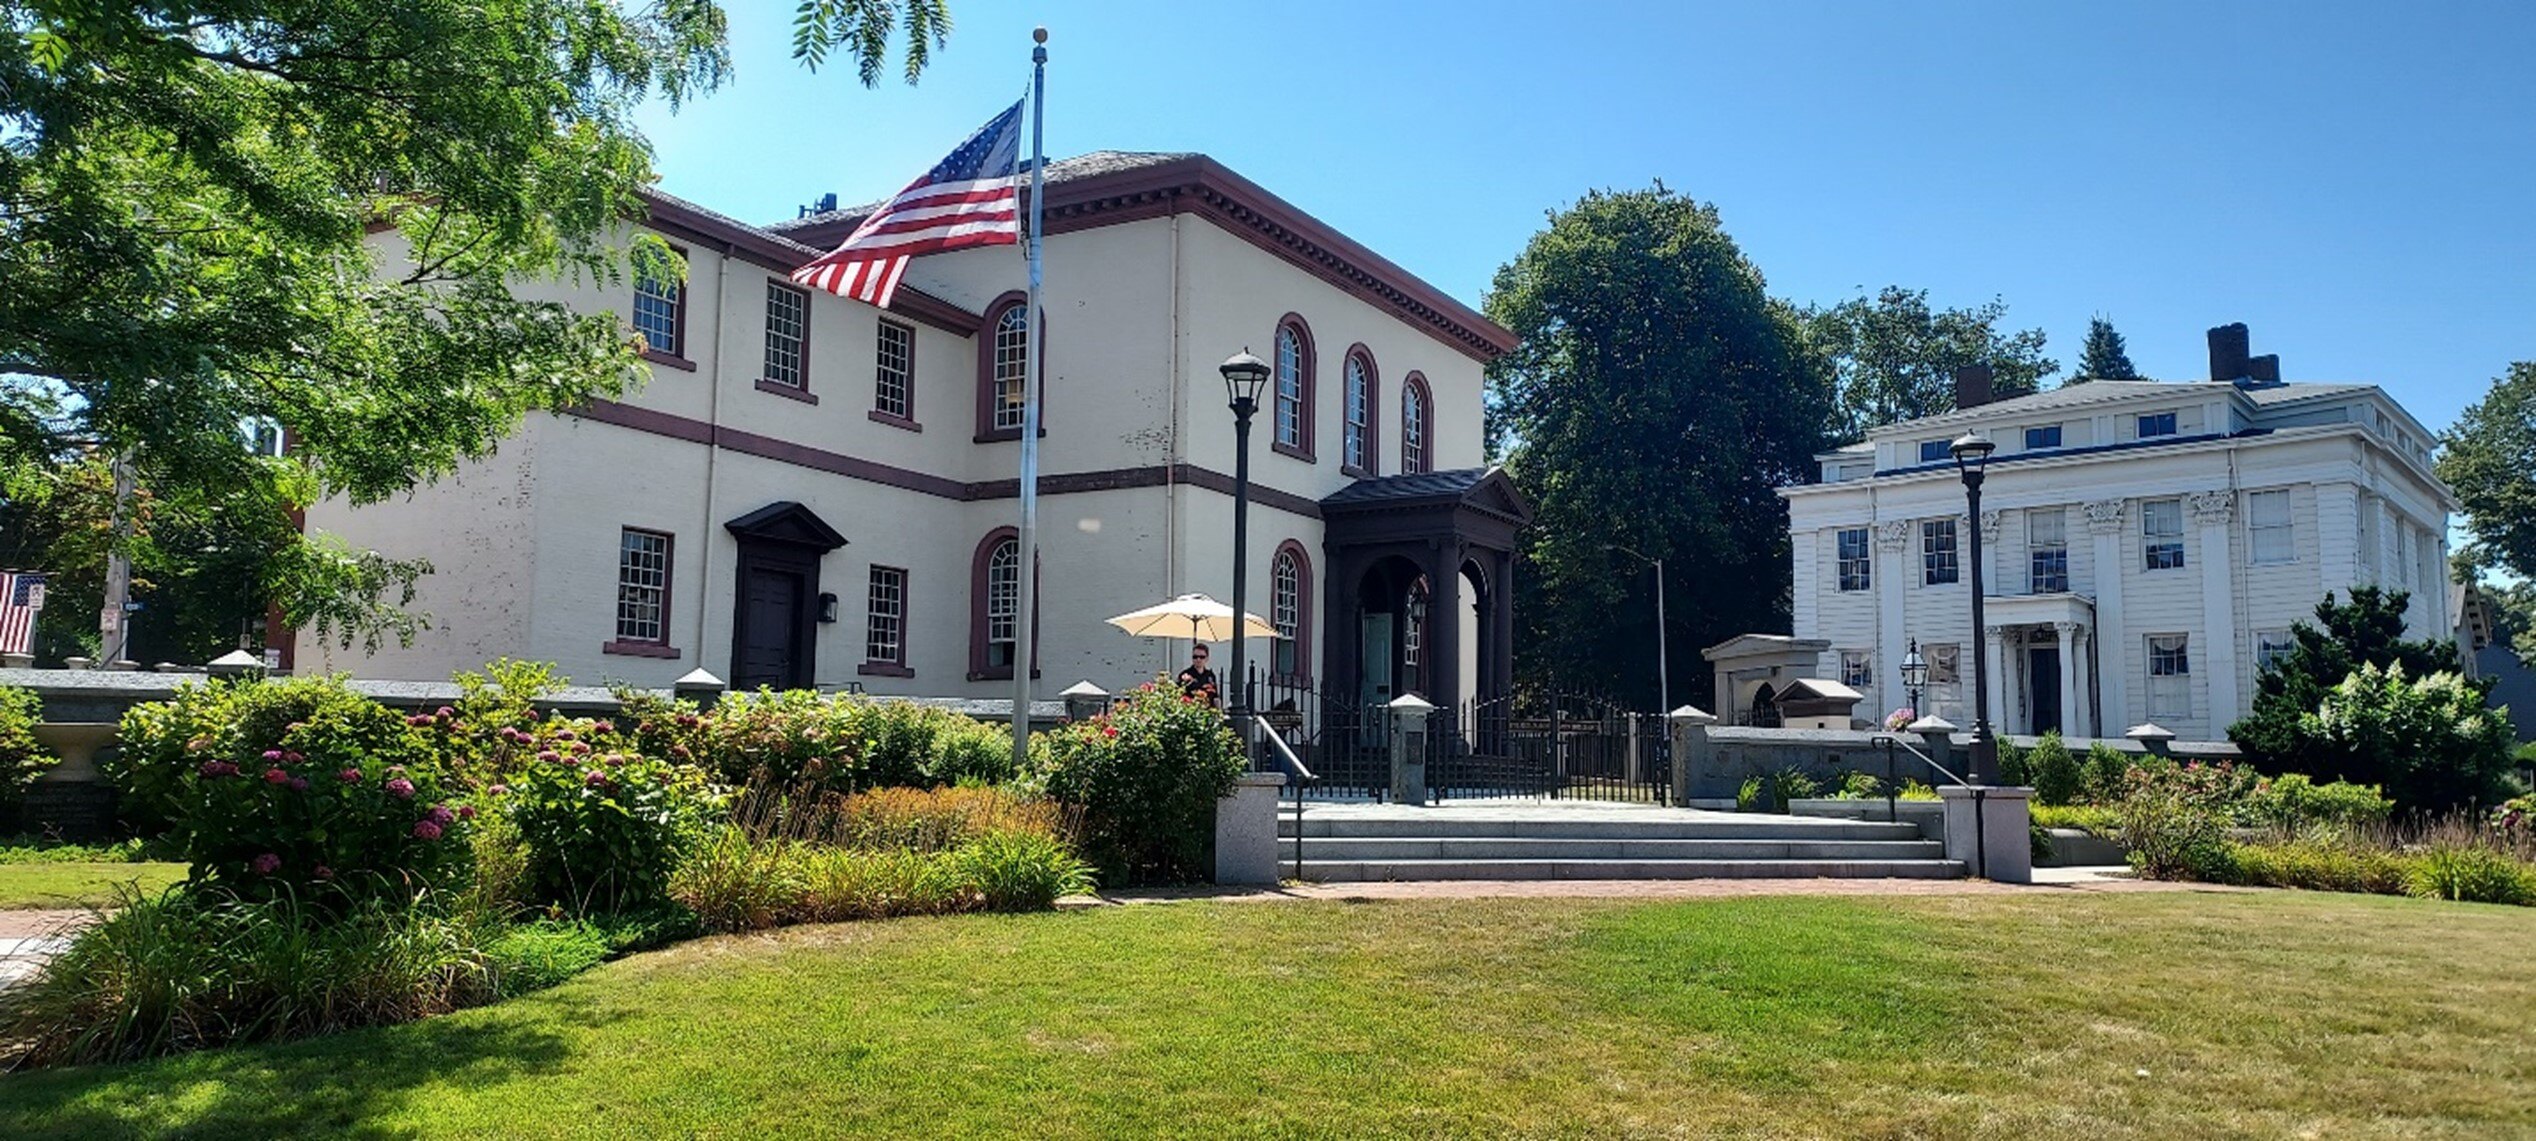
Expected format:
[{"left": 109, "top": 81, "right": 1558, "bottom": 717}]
[
  {"left": 0, "top": 909, "right": 90, "bottom": 991},
  {"left": 1068, "top": 867, "right": 2248, "bottom": 906}
]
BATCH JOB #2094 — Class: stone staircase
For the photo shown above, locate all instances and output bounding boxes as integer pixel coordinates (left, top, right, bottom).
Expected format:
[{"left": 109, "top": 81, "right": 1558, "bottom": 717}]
[{"left": 1278, "top": 802, "right": 1963, "bottom": 881}]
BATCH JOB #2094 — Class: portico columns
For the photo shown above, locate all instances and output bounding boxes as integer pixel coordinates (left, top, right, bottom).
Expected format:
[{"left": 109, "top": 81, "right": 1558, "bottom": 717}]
[
  {"left": 2189, "top": 490, "right": 2240, "bottom": 732},
  {"left": 2084, "top": 499, "right": 2128, "bottom": 731},
  {"left": 1983, "top": 625, "right": 2010, "bottom": 736},
  {"left": 2054, "top": 621, "right": 2082, "bottom": 737}
]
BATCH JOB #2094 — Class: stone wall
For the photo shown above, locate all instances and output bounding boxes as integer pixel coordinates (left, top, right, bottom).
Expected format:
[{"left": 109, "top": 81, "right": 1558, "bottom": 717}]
[{"left": 1676, "top": 724, "right": 2240, "bottom": 802}]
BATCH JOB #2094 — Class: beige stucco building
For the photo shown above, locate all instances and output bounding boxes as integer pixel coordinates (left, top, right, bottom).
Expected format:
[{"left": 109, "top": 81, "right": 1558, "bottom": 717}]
[{"left": 303, "top": 153, "right": 1525, "bottom": 715}]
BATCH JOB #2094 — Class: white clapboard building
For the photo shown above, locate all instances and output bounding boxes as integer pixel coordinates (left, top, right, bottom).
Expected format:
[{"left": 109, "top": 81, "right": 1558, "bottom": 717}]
[{"left": 1758, "top": 325, "right": 2456, "bottom": 742}]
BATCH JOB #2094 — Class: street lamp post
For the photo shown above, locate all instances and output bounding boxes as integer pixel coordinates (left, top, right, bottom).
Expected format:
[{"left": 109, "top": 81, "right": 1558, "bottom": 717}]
[
  {"left": 1949, "top": 432, "right": 1998, "bottom": 783},
  {"left": 1218, "top": 351, "right": 1272, "bottom": 756},
  {"left": 1899, "top": 638, "right": 1928, "bottom": 719},
  {"left": 1608, "top": 545, "right": 1669, "bottom": 714}
]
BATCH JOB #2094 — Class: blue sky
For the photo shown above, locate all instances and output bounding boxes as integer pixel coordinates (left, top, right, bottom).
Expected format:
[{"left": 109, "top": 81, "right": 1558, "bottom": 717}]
[{"left": 636, "top": 0, "right": 2535, "bottom": 434}]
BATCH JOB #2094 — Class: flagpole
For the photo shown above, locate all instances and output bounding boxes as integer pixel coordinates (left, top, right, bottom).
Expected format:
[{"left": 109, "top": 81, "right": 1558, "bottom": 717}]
[{"left": 1011, "top": 28, "right": 1048, "bottom": 772}]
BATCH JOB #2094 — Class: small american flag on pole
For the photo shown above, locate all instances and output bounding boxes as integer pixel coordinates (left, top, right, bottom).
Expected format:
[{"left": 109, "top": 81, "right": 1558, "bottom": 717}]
[
  {"left": 0, "top": 571, "right": 46, "bottom": 657},
  {"left": 791, "top": 100, "right": 1026, "bottom": 310}
]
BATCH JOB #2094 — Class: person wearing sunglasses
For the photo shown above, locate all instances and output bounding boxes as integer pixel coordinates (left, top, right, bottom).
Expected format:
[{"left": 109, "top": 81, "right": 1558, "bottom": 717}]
[{"left": 1176, "top": 643, "right": 1220, "bottom": 708}]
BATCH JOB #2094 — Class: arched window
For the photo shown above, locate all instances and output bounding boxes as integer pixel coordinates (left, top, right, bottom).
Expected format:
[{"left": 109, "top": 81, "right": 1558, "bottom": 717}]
[
  {"left": 969, "top": 527, "right": 1038, "bottom": 679},
  {"left": 1400, "top": 372, "right": 1432, "bottom": 475},
  {"left": 1272, "top": 316, "right": 1315, "bottom": 460},
  {"left": 1341, "top": 347, "right": 1377, "bottom": 475},
  {"left": 1270, "top": 542, "right": 1312, "bottom": 680},
  {"left": 974, "top": 292, "right": 1040, "bottom": 441}
]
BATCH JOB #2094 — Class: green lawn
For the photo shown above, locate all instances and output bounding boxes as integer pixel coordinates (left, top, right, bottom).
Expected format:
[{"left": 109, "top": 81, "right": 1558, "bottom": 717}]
[
  {"left": 0, "top": 862, "right": 186, "bottom": 910},
  {"left": 3, "top": 890, "right": 2532, "bottom": 1138}
]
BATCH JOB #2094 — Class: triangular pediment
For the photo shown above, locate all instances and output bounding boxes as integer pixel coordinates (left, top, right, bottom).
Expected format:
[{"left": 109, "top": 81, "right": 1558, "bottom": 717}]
[{"left": 724, "top": 501, "right": 848, "bottom": 551}]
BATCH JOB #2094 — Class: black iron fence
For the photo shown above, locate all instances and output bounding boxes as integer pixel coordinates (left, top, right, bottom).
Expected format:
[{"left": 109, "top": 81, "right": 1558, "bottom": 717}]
[{"left": 1248, "top": 671, "right": 1668, "bottom": 804}]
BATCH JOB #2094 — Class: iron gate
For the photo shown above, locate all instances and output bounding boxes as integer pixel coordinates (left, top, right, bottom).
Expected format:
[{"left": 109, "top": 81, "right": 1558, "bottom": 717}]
[{"left": 1253, "top": 674, "right": 1669, "bottom": 804}]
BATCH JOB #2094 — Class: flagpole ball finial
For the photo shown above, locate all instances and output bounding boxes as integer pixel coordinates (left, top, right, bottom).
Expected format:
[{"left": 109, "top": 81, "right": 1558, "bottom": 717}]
[{"left": 1033, "top": 26, "right": 1047, "bottom": 43}]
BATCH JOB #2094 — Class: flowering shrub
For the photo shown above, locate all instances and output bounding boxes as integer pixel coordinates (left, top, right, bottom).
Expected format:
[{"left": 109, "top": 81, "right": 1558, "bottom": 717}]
[
  {"left": 695, "top": 688, "right": 865, "bottom": 790},
  {"left": 2241, "top": 774, "right": 2394, "bottom": 831},
  {"left": 117, "top": 677, "right": 473, "bottom": 904},
  {"left": 1031, "top": 680, "right": 1242, "bottom": 885},
  {"left": 1883, "top": 707, "right": 1917, "bottom": 732},
  {"left": 2116, "top": 757, "right": 2250, "bottom": 880},
  {"left": 0, "top": 686, "right": 57, "bottom": 821},
  {"left": 501, "top": 715, "right": 716, "bottom": 912},
  {"left": 2295, "top": 663, "right": 2515, "bottom": 812}
]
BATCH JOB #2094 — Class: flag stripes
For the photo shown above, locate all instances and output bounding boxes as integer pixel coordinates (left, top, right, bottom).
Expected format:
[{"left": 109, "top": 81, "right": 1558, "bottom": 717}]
[{"left": 790, "top": 101, "right": 1026, "bottom": 310}]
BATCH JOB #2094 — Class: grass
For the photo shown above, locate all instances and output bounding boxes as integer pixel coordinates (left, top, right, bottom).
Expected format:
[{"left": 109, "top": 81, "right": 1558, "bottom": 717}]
[
  {"left": 1, "top": 891, "right": 2532, "bottom": 1137},
  {"left": 0, "top": 863, "right": 186, "bottom": 910}
]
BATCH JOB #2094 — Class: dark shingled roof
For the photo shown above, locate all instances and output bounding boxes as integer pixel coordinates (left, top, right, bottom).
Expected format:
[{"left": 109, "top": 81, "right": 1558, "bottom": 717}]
[
  {"left": 767, "top": 151, "right": 1199, "bottom": 233},
  {"left": 1320, "top": 468, "right": 1492, "bottom": 507}
]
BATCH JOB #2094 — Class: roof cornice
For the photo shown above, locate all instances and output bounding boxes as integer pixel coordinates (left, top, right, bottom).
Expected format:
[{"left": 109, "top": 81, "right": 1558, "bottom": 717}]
[
  {"left": 636, "top": 190, "right": 983, "bottom": 337},
  {"left": 782, "top": 156, "right": 1519, "bottom": 363}
]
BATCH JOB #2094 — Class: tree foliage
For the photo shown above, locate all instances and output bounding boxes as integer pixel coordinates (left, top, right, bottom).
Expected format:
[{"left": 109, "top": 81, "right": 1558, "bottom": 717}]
[
  {"left": 2230, "top": 586, "right": 2474, "bottom": 774},
  {"left": 0, "top": 1, "right": 950, "bottom": 655},
  {"left": 1484, "top": 187, "right": 1832, "bottom": 706},
  {"left": 2438, "top": 361, "right": 2536, "bottom": 586},
  {"left": 2298, "top": 662, "right": 2515, "bottom": 813},
  {"left": 1800, "top": 286, "right": 2058, "bottom": 441},
  {"left": 2073, "top": 315, "right": 2140, "bottom": 381}
]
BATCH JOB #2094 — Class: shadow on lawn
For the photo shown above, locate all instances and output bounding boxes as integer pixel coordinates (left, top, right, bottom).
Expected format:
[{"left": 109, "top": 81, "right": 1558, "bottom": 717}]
[{"left": 0, "top": 1001, "right": 619, "bottom": 1140}]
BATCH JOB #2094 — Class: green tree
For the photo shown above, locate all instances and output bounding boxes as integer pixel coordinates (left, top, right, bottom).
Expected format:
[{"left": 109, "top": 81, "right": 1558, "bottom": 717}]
[
  {"left": 0, "top": 1, "right": 949, "bottom": 650},
  {"left": 2230, "top": 586, "right": 2474, "bottom": 772},
  {"left": 2297, "top": 662, "right": 2514, "bottom": 812},
  {"left": 1484, "top": 187, "right": 1832, "bottom": 706},
  {"left": 2073, "top": 315, "right": 2140, "bottom": 381},
  {"left": 2438, "top": 362, "right": 2536, "bottom": 589},
  {"left": 1801, "top": 286, "right": 2058, "bottom": 440}
]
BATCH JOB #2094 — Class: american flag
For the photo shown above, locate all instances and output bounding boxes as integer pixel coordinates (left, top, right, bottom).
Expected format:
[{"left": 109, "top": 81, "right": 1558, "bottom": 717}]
[
  {"left": 0, "top": 571, "right": 45, "bottom": 657},
  {"left": 792, "top": 100, "right": 1025, "bottom": 310}
]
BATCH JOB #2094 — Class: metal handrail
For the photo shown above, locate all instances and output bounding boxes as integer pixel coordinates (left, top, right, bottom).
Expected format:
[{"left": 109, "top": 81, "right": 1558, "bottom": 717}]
[
  {"left": 1870, "top": 732, "right": 1989, "bottom": 880},
  {"left": 1249, "top": 719, "right": 1315, "bottom": 881}
]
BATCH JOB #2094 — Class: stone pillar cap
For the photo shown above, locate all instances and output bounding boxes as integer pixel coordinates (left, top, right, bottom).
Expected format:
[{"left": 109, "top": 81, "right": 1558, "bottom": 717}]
[
  {"left": 1666, "top": 704, "right": 1717, "bottom": 725},
  {"left": 206, "top": 649, "right": 265, "bottom": 677},
  {"left": 1387, "top": 693, "right": 1435, "bottom": 713},
  {"left": 1907, "top": 715, "right": 1957, "bottom": 734},
  {"left": 2124, "top": 722, "right": 2176, "bottom": 743},
  {"left": 1059, "top": 680, "right": 1109, "bottom": 698},
  {"left": 673, "top": 668, "right": 728, "bottom": 691}
]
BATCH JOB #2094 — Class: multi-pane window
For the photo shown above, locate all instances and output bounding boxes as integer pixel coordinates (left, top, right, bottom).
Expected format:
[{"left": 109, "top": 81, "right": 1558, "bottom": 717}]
[
  {"left": 1841, "top": 650, "right": 1873, "bottom": 688},
  {"left": 874, "top": 320, "right": 914, "bottom": 419},
  {"left": 1274, "top": 325, "right": 1306, "bottom": 450},
  {"left": 2254, "top": 629, "right": 2295, "bottom": 673},
  {"left": 1271, "top": 550, "right": 1302, "bottom": 677},
  {"left": 991, "top": 304, "right": 1029, "bottom": 432},
  {"left": 1929, "top": 643, "right": 1960, "bottom": 685},
  {"left": 632, "top": 253, "right": 685, "bottom": 356},
  {"left": 2147, "top": 634, "right": 2191, "bottom": 719},
  {"left": 985, "top": 538, "right": 1019, "bottom": 667},
  {"left": 1918, "top": 439, "right": 1950, "bottom": 463},
  {"left": 615, "top": 529, "right": 671, "bottom": 644},
  {"left": 2137, "top": 411, "right": 2178, "bottom": 438},
  {"left": 2028, "top": 508, "right": 2069, "bottom": 593},
  {"left": 1921, "top": 519, "right": 1959, "bottom": 586},
  {"left": 1343, "top": 354, "right": 1371, "bottom": 472},
  {"left": 1835, "top": 527, "right": 1872, "bottom": 592},
  {"left": 2248, "top": 489, "right": 2294, "bottom": 565},
  {"left": 762, "top": 282, "right": 808, "bottom": 389},
  {"left": 2142, "top": 498, "right": 2185, "bottom": 570},
  {"left": 1401, "top": 383, "right": 1427, "bottom": 474},
  {"left": 243, "top": 416, "right": 285, "bottom": 458},
  {"left": 865, "top": 567, "right": 907, "bottom": 665},
  {"left": 2024, "top": 425, "right": 2062, "bottom": 450}
]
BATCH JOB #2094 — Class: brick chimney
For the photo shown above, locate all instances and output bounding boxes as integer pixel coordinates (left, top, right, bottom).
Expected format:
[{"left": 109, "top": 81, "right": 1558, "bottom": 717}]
[
  {"left": 2246, "top": 354, "right": 2281, "bottom": 384},
  {"left": 2207, "top": 323, "right": 2251, "bottom": 382},
  {"left": 1953, "top": 364, "right": 1995, "bottom": 410}
]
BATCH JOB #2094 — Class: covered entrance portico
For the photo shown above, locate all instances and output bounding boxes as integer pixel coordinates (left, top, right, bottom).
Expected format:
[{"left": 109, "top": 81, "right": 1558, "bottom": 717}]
[
  {"left": 1980, "top": 593, "right": 2097, "bottom": 737},
  {"left": 1317, "top": 469, "right": 1530, "bottom": 723}
]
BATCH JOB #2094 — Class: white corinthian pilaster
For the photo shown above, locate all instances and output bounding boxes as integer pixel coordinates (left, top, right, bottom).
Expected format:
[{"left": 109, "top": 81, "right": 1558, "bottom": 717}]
[{"left": 2187, "top": 489, "right": 2240, "bottom": 733}]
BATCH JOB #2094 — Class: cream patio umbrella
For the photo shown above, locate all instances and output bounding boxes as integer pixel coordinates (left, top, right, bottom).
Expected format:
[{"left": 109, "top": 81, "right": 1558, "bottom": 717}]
[{"left": 1104, "top": 593, "right": 1279, "bottom": 643}]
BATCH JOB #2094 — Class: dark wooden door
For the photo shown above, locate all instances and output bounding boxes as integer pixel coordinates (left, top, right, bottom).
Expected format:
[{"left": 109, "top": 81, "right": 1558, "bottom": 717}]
[
  {"left": 736, "top": 567, "right": 804, "bottom": 689},
  {"left": 2029, "top": 646, "right": 2062, "bottom": 734}
]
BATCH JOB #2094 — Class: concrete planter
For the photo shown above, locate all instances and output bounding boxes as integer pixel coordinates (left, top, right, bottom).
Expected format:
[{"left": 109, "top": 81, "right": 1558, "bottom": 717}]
[
  {"left": 2037, "top": 828, "right": 2128, "bottom": 867},
  {"left": 1787, "top": 797, "right": 1945, "bottom": 840},
  {"left": 1213, "top": 772, "right": 1287, "bottom": 885}
]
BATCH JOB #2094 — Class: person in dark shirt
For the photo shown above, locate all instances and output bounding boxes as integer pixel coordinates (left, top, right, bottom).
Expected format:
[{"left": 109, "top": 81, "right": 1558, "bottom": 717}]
[{"left": 1175, "top": 643, "right": 1220, "bottom": 707}]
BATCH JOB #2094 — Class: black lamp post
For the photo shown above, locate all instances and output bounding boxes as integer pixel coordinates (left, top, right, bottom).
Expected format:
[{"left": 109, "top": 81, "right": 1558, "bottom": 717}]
[
  {"left": 1219, "top": 350, "right": 1272, "bottom": 751},
  {"left": 1949, "top": 431, "right": 1998, "bottom": 783},
  {"left": 1899, "top": 638, "right": 1928, "bottom": 719}
]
